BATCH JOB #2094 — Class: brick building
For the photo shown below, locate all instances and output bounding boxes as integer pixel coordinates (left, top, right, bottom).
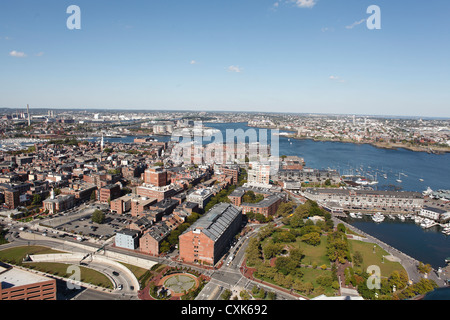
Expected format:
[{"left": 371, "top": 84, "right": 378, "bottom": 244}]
[
  {"left": 143, "top": 167, "right": 168, "bottom": 187},
  {"left": 179, "top": 203, "right": 242, "bottom": 265},
  {"left": 0, "top": 263, "right": 57, "bottom": 300},
  {"left": 110, "top": 195, "right": 133, "bottom": 214},
  {"left": 139, "top": 222, "right": 171, "bottom": 255},
  {"left": 130, "top": 196, "right": 158, "bottom": 217},
  {"left": 4, "top": 188, "right": 20, "bottom": 209},
  {"left": 136, "top": 184, "right": 177, "bottom": 202},
  {"left": 60, "top": 183, "right": 97, "bottom": 203},
  {"left": 99, "top": 184, "right": 121, "bottom": 203},
  {"left": 43, "top": 194, "right": 75, "bottom": 214},
  {"left": 241, "top": 194, "right": 283, "bottom": 218}
]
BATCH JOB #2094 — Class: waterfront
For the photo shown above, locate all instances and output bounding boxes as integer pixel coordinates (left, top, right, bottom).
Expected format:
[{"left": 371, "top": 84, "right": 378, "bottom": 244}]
[
  {"left": 204, "top": 122, "right": 450, "bottom": 269},
  {"left": 98, "top": 122, "right": 450, "bottom": 269},
  {"left": 342, "top": 215, "right": 449, "bottom": 269},
  {"left": 205, "top": 122, "right": 450, "bottom": 193}
]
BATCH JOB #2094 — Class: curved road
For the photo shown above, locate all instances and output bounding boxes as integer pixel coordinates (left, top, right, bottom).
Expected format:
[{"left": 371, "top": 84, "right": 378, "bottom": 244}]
[{"left": 0, "top": 228, "right": 139, "bottom": 300}]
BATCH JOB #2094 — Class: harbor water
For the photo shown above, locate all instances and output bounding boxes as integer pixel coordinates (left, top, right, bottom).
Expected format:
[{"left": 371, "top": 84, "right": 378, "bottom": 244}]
[{"left": 100, "top": 122, "right": 450, "bottom": 268}]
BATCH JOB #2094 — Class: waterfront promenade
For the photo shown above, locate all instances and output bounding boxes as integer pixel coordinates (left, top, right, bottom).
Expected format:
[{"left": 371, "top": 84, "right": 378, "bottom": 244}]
[{"left": 333, "top": 216, "right": 448, "bottom": 288}]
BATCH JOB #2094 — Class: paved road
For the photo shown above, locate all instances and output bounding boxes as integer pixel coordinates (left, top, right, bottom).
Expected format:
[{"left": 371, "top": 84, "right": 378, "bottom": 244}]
[
  {"left": 0, "top": 231, "right": 139, "bottom": 299},
  {"left": 197, "top": 222, "right": 303, "bottom": 301}
]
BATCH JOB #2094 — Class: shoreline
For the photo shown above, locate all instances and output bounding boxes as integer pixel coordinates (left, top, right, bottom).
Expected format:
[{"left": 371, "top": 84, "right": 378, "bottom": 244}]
[
  {"left": 333, "top": 216, "right": 449, "bottom": 287},
  {"left": 246, "top": 124, "right": 450, "bottom": 154},
  {"left": 290, "top": 135, "right": 450, "bottom": 154}
]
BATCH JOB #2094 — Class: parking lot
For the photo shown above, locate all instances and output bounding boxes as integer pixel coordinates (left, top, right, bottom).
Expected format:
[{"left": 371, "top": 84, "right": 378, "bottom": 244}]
[{"left": 42, "top": 203, "right": 131, "bottom": 242}]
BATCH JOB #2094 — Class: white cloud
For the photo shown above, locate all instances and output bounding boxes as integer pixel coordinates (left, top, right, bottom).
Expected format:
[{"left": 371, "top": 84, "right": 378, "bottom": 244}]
[
  {"left": 9, "top": 50, "right": 27, "bottom": 58},
  {"left": 321, "top": 27, "right": 334, "bottom": 33},
  {"left": 345, "top": 18, "right": 366, "bottom": 29},
  {"left": 190, "top": 60, "right": 197, "bottom": 65},
  {"left": 35, "top": 52, "right": 45, "bottom": 57},
  {"left": 292, "top": 0, "right": 316, "bottom": 8},
  {"left": 227, "top": 65, "right": 243, "bottom": 73},
  {"left": 329, "top": 75, "right": 345, "bottom": 83}
]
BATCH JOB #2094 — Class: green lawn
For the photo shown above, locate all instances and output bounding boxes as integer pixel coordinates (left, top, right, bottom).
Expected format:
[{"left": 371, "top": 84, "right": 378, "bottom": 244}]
[
  {"left": 294, "top": 235, "right": 330, "bottom": 267},
  {"left": 120, "top": 262, "right": 149, "bottom": 279},
  {"left": 301, "top": 267, "right": 336, "bottom": 297},
  {"left": 348, "top": 240, "right": 407, "bottom": 278},
  {"left": 0, "top": 245, "right": 65, "bottom": 264},
  {"left": 0, "top": 246, "right": 113, "bottom": 289},
  {"left": 27, "top": 262, "right": 114, "bottom": 289}
]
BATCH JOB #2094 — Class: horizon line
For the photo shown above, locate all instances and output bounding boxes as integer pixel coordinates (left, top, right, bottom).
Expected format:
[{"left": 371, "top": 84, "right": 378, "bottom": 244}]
[{"left": 0, "top": 106, "right": 449, "bottom": 120}]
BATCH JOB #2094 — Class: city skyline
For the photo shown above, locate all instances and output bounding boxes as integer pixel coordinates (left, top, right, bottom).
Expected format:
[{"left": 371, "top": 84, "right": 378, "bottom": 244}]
[{"left": 1, "top": 0, "right": 450, "bottom": 117}]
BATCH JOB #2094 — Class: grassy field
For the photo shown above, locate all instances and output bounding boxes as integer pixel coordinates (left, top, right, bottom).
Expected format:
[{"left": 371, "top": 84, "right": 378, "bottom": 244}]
[
  {"left": 0, "top": 245, "right": 65, "bottom": 263},
  {"left": 0, "top": 246, "right": 113, "bottom": 289},
  {"left": 348, "top": 240, "right": 407, "bottom": 278},
  {"left": 27, "top": 262, "right": 114, "bottom": 289},
  {"left": 120, "top": 262, "right": 149, "bottom": 280},
  {"left": 294, "top": 235, "right": 330, "bottom": 267},
  {"left": 301, "top": 267, "right": 335, "bottom": 297}
]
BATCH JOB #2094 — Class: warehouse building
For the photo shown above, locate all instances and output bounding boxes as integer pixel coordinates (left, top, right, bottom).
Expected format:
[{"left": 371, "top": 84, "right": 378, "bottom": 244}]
[{"left": 179, "top": 203, "right": 242, "bottom": 266}]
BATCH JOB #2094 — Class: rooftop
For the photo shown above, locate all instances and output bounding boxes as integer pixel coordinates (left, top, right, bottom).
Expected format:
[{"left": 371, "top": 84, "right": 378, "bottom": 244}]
[
  {"left": 0, "top": 266, "right": 53, "bottom": 289},
  {"left": 242, "top": 194, "right": 282, "bottom": 208},
  {"left": 184, "top": 202, "right": 242, "bottom": 242}
]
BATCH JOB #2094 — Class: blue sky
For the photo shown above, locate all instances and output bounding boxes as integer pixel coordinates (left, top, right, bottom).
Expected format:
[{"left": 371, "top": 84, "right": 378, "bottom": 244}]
[{"left": 1, "top": 0, "right": 449, "bottom": 117}]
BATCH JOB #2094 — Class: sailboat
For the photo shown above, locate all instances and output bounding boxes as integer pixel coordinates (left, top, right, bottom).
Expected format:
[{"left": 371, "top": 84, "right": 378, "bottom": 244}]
[{"left": 396, "top": 173, "right": 402, "bottom": 183}]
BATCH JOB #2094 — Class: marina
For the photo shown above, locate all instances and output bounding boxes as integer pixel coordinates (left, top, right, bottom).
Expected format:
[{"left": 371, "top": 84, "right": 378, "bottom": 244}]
[{"left": 85, "top": 122, "right": 450, "bottom": 269}]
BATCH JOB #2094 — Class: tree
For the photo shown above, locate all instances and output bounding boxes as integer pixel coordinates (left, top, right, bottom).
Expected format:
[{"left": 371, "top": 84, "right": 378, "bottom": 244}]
[
  {"left": 417, "top": 262, "right": 432, "bottom": 275},
  {"left": 91, "top": 209, "right": 105, "bottom": 224},
  {"left": 353, "top": 251, "right": 364, "bottom": 267},
  {"left": 255, "top": 213, "right": 268, "bottom": 223},
  {"left": 262, "top": 242, "right": 284, "bottom": 260},
  {"left": 239, "top": 290, "right": 251, "bottom": 300},
  {"left": 275, "top": 256, "right": 299, "bottom": 275},
  {"left": 221, "top": 289, "right": 232, "bottom": 300},
  {"left": 90, "top": 191, "right": 96, "bottom": 201},
  {"left": 388, "top": 270, "right": 408, "bottom": 291},
  {"left": 290, "top": 214, "right": 305, "bottom": 228},
  {"left": 276, "top": 201, "right": 295, "bottom": 217},
  {"left": 337, "top": 223, "right": 346, "bottom": 233},
  {"left": 32, "top": 194, "right": 42, "bottom": 206},
  {"left": 301, "top": 232, "right": 321, "bottom": 246}
]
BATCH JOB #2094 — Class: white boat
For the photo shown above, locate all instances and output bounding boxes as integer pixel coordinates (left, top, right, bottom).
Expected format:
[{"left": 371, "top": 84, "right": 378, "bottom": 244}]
[
  {"left": 399, "top": 215, "right": 406, "bottom": 221},
  {"left": 396, "top": 173, "right": 402, "bottom": 183},
  {"left": 349, "top": 212, "right": 363, "bottom": 219},
  {"left": 414, "top": 215, "right": 424, "bottom": 224},
  {"left": 421, "top": 219, "right": 437, "bottom": 229},
  {"left": 372, "top": 212, "right": 385, "bottom": 223},
  {"left": 355, "top": 178, "right": 378, "bottom": 186},
  {"left": 422, "top": 187, "right": 433, "bottom": 196}
]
